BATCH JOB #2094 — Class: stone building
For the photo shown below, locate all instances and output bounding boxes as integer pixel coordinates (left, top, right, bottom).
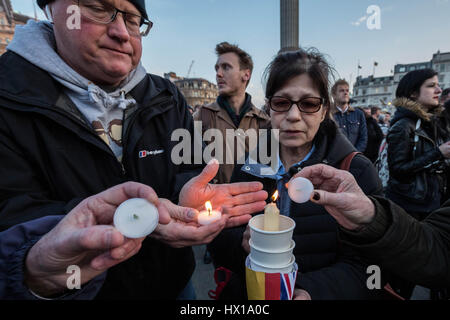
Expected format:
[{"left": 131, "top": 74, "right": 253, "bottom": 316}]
[
  {"left": 352, "top": 75, "right": 395, "bottom": 110},
  {"left": 432, "top": 51, "right": 450, "bottom": 91},
  {"left": 0, "top": 0, "right": 35, "bottom": 55},
  {"left": 353, "top": 51, "right": 450, "bottom": 110},
  {"left": 164, "top": 72, "right": 218, "bottom": 107}
]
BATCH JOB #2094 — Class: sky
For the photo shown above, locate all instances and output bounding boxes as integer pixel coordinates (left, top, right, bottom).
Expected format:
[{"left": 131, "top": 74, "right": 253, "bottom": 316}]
[{"left": 11, "top": 0, "right": 450, "bottom": 107}]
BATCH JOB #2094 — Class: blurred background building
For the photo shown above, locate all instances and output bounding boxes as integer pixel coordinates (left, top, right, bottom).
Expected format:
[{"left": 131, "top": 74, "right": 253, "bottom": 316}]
[
  {"left": 352, "top": 51, "right": 450, "bottom": 111},
  {"left": 164, "top": 72, "right": 218, "bottom": 107},
  {"left": 432, "top": 51, "right": 450, "bottom": 91},
  {"left": 0, "top": 0, "right": 36, "bottom": 55}
]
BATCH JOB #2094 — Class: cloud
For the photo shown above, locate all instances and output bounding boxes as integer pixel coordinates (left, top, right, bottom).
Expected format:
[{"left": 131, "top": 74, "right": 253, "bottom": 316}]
[{"left": 351, "top": 5, "right": 393, "bottom": 27}]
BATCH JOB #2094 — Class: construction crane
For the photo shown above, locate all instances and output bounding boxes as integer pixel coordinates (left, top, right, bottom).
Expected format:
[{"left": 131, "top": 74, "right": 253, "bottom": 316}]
[{"left": 186, "top": 60, "right": 195, "bottom": 78}]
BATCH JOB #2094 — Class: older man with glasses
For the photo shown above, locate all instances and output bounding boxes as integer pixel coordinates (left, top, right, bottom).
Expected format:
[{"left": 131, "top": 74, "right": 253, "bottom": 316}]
[{"left": 0, "top": 0, "right": 268, "bottom": 299}]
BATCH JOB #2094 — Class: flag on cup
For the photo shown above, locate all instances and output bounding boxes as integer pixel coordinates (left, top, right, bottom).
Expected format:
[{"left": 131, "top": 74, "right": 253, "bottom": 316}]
[{"left": 245, "top": 256, "right": 298, "bottom": 300}]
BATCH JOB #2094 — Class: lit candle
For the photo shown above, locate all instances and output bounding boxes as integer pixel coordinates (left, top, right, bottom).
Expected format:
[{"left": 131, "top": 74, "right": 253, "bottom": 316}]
[
  {"left": 288, "top": 177, "right": 314, "bottom": 204},
  {"left": 264, "top": 191, "right": 280, "bottom": 231},
  {"left": 198, "top": 201, "right": 222, "bottom": 225},
  {"left": 113, "top": 198, "right": 159, "bottom": 239}
]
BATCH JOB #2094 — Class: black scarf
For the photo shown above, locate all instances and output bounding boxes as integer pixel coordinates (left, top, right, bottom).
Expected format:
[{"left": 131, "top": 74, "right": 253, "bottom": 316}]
[{"left": 217, "top": 93, "right": 252, "bottom": 127}]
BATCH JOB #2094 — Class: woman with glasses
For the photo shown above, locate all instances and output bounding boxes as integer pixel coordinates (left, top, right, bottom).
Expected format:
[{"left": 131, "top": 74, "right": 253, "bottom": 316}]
[{"left": 208, "top": 49, "right": 384, "bottom": 300}]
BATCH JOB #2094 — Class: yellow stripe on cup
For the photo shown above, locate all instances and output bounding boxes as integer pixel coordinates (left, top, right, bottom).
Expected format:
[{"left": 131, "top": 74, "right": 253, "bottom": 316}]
[{"left": 245, "top": 266, "right": 266, "bottom": 300}]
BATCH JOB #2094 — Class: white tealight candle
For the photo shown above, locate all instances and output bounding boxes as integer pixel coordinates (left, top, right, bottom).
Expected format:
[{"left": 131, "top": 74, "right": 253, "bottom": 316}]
[
  {"left": 198, "top": 201, "right": 222, "bottom": 226},
  {"left": 114, "top": 198, "right": 159, "bottom": 238},
  {"left": 288, "top": 177, "right": 314, "bottom": 204}
]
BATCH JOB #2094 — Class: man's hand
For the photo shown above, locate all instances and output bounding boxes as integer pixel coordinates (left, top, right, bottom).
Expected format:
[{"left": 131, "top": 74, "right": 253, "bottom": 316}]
[
  {"left": 179, "top": 159, "right": 268, "bottom": 228},
  {"left": 151, "top": 215, "right": 228, "bottom": 248},
  {"left": 289, "top": 164, "right": 375, "bottom": 231},
  {"left": 150, "top": 198, "right": 229, "bottom": 248},
  {"left": 24, "top": 182, "right": 167, "bottom": 297}
]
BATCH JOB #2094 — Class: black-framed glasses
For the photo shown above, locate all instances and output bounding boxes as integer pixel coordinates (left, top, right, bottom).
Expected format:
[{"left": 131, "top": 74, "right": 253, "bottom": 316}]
[
  {"left": 75, "top": 0, "right": 153, "bottom": 37},
  {"left": 268, "top": 96, "right": 324, "bottom": 114}
]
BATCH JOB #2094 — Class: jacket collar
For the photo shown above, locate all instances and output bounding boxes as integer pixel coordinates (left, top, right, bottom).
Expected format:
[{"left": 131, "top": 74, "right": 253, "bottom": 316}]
[
  {"left": 0, "top": 51, "right": 169, "bottom": 113},
  {"left": 241, "top": 121, "right": 356, "bottom": 179},
  {"left": 203, "top": 101, "right": 269, "bottom": 120},
  {"left": 0, "top": 51, "right": 60, "bottom": 108},
  {"left": 333, "top": 105, "right": 355, "bottom": 114},
  {"left": 392, "top": 97, "right": 443, "bottom": 123}
]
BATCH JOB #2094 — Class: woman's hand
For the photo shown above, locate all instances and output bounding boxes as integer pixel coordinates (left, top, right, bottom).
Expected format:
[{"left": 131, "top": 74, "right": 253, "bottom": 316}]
[
  {"left": 289, "top": 164, "right": 375, "bottom": 231},
  {"left": 179, "top": 159, "right": 267, "bottom": 228}
]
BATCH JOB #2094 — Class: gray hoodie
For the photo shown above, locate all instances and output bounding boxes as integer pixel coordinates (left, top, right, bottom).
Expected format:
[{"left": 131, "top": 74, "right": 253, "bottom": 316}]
[{"left": 7, "top": 20, "right": 147, "bottom": 161}]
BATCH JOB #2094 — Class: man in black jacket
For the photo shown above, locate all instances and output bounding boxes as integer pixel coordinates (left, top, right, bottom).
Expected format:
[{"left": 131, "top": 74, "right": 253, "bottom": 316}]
[
  {"left": 362, "top": 106, "right": 384, "bottom": 163},
  {"left": 292, "top": 164, "right": 450, "bottom": 298},
  {"left": 0, "top": 0, "right": 267, "bottom": 299}
]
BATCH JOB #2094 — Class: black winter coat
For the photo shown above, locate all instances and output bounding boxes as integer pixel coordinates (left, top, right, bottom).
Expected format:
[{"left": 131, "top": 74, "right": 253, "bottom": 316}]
[
  {"left": 340, "top": 196, "right": 450, "bottom": 291},
  {"left": 364, "top": 116, "right": 384, "bottom": 163},
  {"left": 208, "top": 120, "right": 384, "bottom": 300},
  {"left": 386, "top": 98, "right": 447, "bottom": 219},
  {"left": 0, "top": 52, "right": 204, "bottom": 299}
]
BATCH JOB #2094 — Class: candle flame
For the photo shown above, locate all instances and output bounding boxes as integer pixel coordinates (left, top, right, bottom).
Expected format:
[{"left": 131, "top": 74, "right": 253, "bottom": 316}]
[
  {"left": 205, "top": 201, "right": 212, "bottom": 215},
  {"left": 271, "top": 190, "right": 279, "bottom": 202}
]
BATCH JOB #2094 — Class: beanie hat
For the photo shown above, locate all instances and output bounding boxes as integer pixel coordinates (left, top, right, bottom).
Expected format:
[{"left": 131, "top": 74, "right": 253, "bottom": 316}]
[{"left": 37, "top": 0, "right": 148, "bottom": 20}]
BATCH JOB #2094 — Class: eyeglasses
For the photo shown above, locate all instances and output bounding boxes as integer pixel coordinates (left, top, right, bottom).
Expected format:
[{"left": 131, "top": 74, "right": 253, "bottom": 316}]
[
  {"left": 75, "top": 0, "right": 153, "bottom": 37},
  {"left": 268, "top": 96, "right": 324, "bottom": 114}
]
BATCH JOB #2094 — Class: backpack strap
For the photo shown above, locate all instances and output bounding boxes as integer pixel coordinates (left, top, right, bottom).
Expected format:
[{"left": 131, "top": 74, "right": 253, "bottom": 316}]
[{"left": 339, "top": 151, "right": 361, "bottom": 171}]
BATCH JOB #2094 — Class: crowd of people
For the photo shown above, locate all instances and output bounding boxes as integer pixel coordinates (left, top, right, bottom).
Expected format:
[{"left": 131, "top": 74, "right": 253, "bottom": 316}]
[{"left": 0, "top": 0, "right": 449, "bottom": 301}]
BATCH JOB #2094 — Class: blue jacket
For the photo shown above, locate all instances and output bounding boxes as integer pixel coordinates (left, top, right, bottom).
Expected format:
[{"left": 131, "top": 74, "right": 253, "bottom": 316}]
[
  {"left": 334, "top": 107, "right": 368, "bottom": 152},
  {"left": 0, "top": 216, "right": 105, "bottom": 300}
]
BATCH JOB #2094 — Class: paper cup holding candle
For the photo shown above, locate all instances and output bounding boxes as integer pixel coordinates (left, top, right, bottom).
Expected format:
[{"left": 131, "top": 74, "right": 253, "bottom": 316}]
[
  {"left": 249, "top": 214, "right": 295, "bottom": 251},
  {"left": 198, "top": 201, "right": 222, "bottom": 225},
  {"left": 249, "top": 239, "right": 295, "bottom": 268},
  {"left": 245, "top": 191, "right": 298, "bottom": 300},
  {"left": 113, "top": 198, "right": 159, "bottom": 239}
]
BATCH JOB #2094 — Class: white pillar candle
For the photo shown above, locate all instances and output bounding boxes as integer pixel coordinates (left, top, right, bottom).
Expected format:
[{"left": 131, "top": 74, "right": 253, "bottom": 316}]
[
  {"left": 288, "top": 177, "right": 314, "bottom": 203},
  {"left": 264, "top": 190, "right": 280, "bottom": 231},
  {"left": 114, "top": 198, "right": 159, "bottom": 238},
  {"left": 198, "top": 201, "right": 222, "bottom": 225}
]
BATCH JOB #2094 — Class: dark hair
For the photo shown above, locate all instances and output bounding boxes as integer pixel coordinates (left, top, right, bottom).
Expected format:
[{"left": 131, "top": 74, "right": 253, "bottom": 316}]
[
  {"left": 396, "top": 69, "right": 438, "bottom": 99},
  {"left": 215, "top": 42, "right": 253, "bottom": 73},
  {"left": 263, "top": 48, "right": 336, "bottom": 138},
  {"left": 263, "top": 48, "right": 334, "bottom": 115},
  {"left": 442, "top": 88, "right": 450, "bottom": 97},
  {"left": 445, "top": 99, "right": 450, "bottom": 110},
  {"left": 370, "top": 106, "right": 380, "bottom": 115},
  {"left": 331, "top": 79, "right": 350, "bottom": 95}
]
